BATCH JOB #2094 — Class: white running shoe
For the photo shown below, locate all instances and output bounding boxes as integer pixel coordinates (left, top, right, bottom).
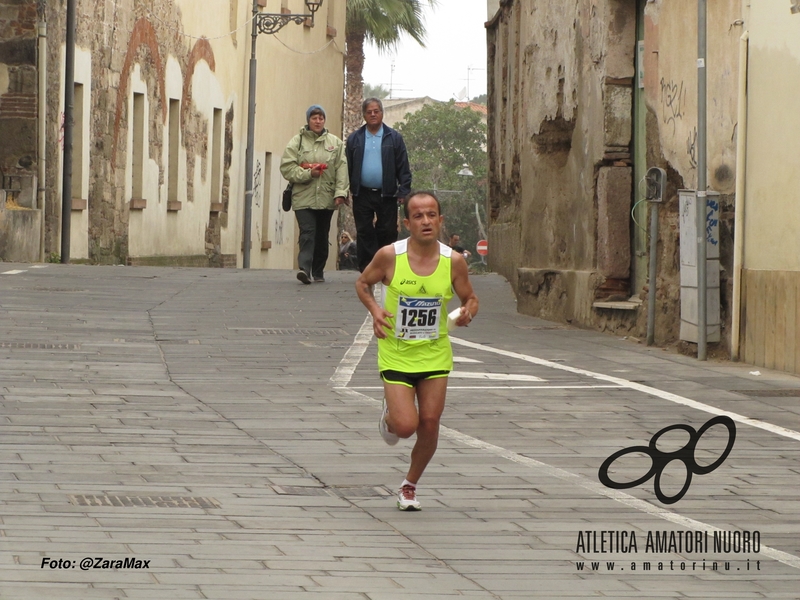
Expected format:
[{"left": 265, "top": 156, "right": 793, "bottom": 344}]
[
  {"left": 378, "top": 397, "right": 399, "bottom": 446},
  {"left": 397, "top": 484, "right": 421, "bottom": 511}
]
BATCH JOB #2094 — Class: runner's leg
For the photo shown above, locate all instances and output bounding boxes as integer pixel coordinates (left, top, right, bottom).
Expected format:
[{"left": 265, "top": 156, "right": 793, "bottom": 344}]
[
  {"left": 405, "top": 376, "right": 447, "bottom": 484},
  {"left": 382, "top": 381, "right": 418, "bottom": 438}
]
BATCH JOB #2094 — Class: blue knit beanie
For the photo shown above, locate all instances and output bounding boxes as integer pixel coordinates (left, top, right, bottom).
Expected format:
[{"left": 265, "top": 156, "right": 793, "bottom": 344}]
[{"left": 306, "top": 104, "right": 326, "bottom": 122}]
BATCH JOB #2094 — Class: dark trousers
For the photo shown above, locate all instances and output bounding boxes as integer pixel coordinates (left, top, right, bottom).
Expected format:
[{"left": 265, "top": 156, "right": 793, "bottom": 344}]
[
  {"left": 294, "top": 208, "right": 334, "bottom": 279},
  {"left": 353, "top": 189, "right": 399, "bottom": 272}
]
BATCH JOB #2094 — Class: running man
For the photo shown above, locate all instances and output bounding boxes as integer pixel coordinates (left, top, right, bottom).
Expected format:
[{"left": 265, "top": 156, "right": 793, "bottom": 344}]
[{"left": 355, "top": 191, "right": 479, "bottom": 510}]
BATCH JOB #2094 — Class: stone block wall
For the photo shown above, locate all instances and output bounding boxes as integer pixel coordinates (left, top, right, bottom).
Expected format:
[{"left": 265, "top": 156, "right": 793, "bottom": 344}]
[{"left": 0, "top": 0, "right": 38, "bottom": 197}]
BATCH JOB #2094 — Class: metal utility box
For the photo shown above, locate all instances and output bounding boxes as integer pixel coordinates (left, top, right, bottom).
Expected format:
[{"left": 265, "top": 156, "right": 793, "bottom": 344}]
[{"left": 679, "top": 190, "right": 721, "bottom": 343}]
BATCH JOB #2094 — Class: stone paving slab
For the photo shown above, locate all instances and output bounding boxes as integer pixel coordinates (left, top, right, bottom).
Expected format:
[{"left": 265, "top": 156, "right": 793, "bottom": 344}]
[{"left": 1, "top": 264, "right": 799, "bottom": 598}]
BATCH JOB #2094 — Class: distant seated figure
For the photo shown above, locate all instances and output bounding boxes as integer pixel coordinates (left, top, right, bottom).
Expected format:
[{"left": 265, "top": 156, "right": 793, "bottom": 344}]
[
  {"left": 449, "top": 234, "right": 471, "bottom": 260},
  {"left": 339, "top": 231, "right": 359, "bottom": 270}
]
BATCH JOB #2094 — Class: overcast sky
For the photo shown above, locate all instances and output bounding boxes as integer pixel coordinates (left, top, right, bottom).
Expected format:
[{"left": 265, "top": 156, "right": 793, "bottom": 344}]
[{"left": 361, "top": 0, "right": 491, "bottom": 102}]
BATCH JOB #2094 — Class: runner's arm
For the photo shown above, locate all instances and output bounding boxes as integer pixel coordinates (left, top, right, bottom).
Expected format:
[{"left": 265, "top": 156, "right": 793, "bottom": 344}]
[
  {"left": 451, "top": 253, "right": 479, "bottom": 327},
  {"left": 355, "top": 247, "right": 395, "bottom": 339}
]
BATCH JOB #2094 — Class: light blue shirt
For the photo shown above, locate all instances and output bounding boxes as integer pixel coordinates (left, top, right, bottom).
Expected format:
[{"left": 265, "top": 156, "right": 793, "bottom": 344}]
[{"left": 360, "top": 128, "right": 384, "bottom": 190}]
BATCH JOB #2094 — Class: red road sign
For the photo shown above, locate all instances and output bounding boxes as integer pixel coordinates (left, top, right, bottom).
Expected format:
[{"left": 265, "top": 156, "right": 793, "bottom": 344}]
[{"left": 476, "top": 239, "right": 488, "bottom": 256}]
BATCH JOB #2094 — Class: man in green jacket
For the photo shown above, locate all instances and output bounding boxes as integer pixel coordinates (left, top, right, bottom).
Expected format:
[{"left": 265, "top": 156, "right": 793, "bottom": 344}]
[{"left": 280, "top": 105, "right": 350, "bottom": 284}]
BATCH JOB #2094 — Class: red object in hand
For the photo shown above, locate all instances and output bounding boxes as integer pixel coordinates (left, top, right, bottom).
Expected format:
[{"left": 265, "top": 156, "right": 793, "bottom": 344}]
[{"left": 301, "top": 162, "right": 328, "bottom": 171}]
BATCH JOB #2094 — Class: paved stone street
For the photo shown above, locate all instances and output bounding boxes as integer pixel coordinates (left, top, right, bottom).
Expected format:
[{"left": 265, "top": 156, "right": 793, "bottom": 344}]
[{"left": 1, "top": 264, "right": 799, "bottom": 599}]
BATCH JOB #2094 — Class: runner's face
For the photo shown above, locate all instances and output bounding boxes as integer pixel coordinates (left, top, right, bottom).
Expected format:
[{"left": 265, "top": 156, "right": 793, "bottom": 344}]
[{"left": 404, "top": 196, "right": 443, "bottom": 243}]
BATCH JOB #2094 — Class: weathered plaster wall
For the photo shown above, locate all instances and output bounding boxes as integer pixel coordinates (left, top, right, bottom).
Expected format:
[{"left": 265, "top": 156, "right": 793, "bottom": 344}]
[
  {"left": 739, "top": 0, "right": 800, "bottom": 374},
  {"left": 31, "top": 0, "right": 344, "bottom": 268},
  {"left": 744, "top": 0, "right": 800, "bottom": 272},
  {"left": 640, "top": 0, "right": 741, "bottom": 351},
  {"left": 488, "top": 0, "right": 742, "bottom": 350},
  {"left": 644, "top": 0, "right": 740, "bottom": 194},
  {"left": 488, "top": 0, "right": 637, "bottom": 324}
]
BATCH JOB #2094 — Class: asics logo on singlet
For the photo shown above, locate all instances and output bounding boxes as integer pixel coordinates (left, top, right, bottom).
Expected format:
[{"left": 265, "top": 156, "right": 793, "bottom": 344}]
[
  {"left": 400, "top": 279, "right": 417, "bottom": 285},
  {"left": 403, "top": 299, "right": 439, "bottom": 308}
]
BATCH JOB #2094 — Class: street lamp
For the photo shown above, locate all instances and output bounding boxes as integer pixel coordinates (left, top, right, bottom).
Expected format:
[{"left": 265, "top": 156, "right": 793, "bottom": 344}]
[
  {"left": 456, "top": 164, "right": 487, "bottom": 242},
  {"left": 243, "top": 0, "right": 324, "bottom": 268}
]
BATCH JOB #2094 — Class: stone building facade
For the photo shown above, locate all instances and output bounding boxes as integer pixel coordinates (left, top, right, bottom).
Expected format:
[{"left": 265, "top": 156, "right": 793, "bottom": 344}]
[
  {"left": 486, "top": 1, "right": 741, "bottom": 353},
  {"left": 0, "top": 0, "right": 346, "bottom": 269},
  {"left": 0, "top": 0, "right": 41, "bottom": 261},
  {"left": 487, "top": 0, "right": 800, "bottom": 375}
]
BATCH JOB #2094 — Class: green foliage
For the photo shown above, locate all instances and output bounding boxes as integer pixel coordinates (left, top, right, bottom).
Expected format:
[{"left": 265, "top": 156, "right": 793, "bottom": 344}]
[
  {"left": 470, "top": 93, "right": 488, "bottom": 105},
  {"left": 397, "top": 101, "right": 488, "bottom": 258},
  {"left": 364, "top": 83, "right": 390, "bottom": 99},
  {"left": 346, "top": 0, "right": 437, "bottom": 51},
  {"left": 47, "top": 252, "right": 61, "bottom": 263}
]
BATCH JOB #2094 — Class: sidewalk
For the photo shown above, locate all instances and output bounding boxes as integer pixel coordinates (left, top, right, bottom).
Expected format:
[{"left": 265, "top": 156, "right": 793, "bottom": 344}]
[{"left": 1, "top": 263, "right": 799, "bottom": 599}]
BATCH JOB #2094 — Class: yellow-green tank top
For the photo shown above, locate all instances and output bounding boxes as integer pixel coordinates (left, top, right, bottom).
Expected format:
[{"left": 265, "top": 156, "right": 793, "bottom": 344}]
[{"left": 377, "top": 239, "right": 454, "bottom": 373}]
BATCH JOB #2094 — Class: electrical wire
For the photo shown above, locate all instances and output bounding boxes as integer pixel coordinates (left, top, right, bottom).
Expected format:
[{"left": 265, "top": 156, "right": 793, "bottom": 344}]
[
  {"left": 631, "top": 174, "right": 650, "bottom": 238},
  {"left": 271, "top": 35, "right": 344, "bottom": 55},
  {"left": 99, "top": 5, "right": 342, "bottom": 53}
]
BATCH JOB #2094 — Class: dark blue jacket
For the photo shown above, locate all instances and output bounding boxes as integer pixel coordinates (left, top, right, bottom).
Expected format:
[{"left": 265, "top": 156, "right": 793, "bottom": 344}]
[{"left": 346, "top": 124, "right": 412, "bottom": 199}]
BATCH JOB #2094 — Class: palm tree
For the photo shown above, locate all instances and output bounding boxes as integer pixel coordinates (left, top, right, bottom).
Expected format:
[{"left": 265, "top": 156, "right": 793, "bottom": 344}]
[
  {"left": 364, "top": 82, "right": 390, "bottom": 100},
  {"left": 344, "top": 0, "right": 437, "bottom": 136}
]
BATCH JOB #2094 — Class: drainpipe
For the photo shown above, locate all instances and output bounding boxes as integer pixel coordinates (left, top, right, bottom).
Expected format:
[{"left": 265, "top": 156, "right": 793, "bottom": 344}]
[
  {"left": 37, "top": 18, "right": 47, "bottom": 262},
  {"left": 731, "top": 30, "right": 749, "bottom": 361},
  {"left": 242, "top": 0, "right": 258, "bottom": 269},
  {"left": 60, "top": 0, "right": 76, "bottom": 263},
  {"left": 696, "top": 0, "right": 708, "bottom": 360}
]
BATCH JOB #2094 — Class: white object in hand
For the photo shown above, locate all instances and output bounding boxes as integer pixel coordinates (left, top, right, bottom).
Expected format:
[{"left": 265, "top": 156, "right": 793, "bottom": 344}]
[{"left": 447, "top": 308, "right": 463, "bottom": 331}]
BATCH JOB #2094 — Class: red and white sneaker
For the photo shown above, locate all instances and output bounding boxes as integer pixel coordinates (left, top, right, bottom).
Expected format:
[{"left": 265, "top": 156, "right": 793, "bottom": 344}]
[{"left": 397, "top": 484, "right": 421, "bottom": 511}]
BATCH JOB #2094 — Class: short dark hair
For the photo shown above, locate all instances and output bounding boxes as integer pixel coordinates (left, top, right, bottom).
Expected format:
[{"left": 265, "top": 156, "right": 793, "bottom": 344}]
[
  {"left": 403, "top": 190, "right": 441, "bottom": 218},
  {"left": 361, "top": 98, "right": 384, "bottom": 115}
]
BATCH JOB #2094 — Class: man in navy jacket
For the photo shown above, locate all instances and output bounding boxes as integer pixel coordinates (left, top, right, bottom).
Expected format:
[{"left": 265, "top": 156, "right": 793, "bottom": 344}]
[{"left": 346, "top": 98, "right": 413, "bottom": 272}]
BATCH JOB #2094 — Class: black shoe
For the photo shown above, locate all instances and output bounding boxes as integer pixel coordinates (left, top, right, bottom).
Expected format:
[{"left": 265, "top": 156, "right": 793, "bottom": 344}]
[
  {"left": 313, "top": 277, "right": 325, "bottom": 283},
  {"left": 296, "top": 271, "right": 311, "bottom": 285}
]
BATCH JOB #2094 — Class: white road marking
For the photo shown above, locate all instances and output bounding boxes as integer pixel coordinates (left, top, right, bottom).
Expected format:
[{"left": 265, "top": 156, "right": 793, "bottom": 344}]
[
  {"left": 441, "top": 424, "right": 800, "bottom": 570},
  {"left": 453, "top": 356, "right": 483, "bottom": 363},
  {"left": 329, "top": 314, "right": 373, "bottom": 387},
  {"left": 351, "top": 385, "right": 623, "bottom": 391},
  {"left": 330, "top": 316, "right": 800, "bottom": 570},
  {"left": 450, "top": 370, "right": 546, "bottom": 382},
  {"left": 451, "top": 337, "right": 800, "bottom": 443},
  {"left": 1, "top": 270, "right": 27, "bottom": 275}
]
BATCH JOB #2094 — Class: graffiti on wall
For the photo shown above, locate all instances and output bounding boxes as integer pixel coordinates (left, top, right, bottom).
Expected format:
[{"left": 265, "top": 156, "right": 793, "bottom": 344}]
[
  {"left": 706, "top": 198, "right": 719, "bottom": 246},
  {"left": 273, "top": 212, "right": 286, "bottom": 246},
  {"left": 687, "top": 127, "right": 698, "bottom": 169},
  {"left": 660, "top": 77, "right": 686, "bottom": 134},
  {"left": 253, "top": 159, "right": 262, "bottom": 244}
]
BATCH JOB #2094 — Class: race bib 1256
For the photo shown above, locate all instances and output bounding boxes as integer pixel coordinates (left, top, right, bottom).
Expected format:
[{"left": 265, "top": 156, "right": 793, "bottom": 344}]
[{"left": 395, "top": 296, "right": 442, "bottom": 340}]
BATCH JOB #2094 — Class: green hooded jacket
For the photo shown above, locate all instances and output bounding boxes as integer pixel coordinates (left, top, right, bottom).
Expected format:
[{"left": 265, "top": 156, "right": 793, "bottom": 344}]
[{"left": 279, "top": 127, "right": 349, "bottom": 211}]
